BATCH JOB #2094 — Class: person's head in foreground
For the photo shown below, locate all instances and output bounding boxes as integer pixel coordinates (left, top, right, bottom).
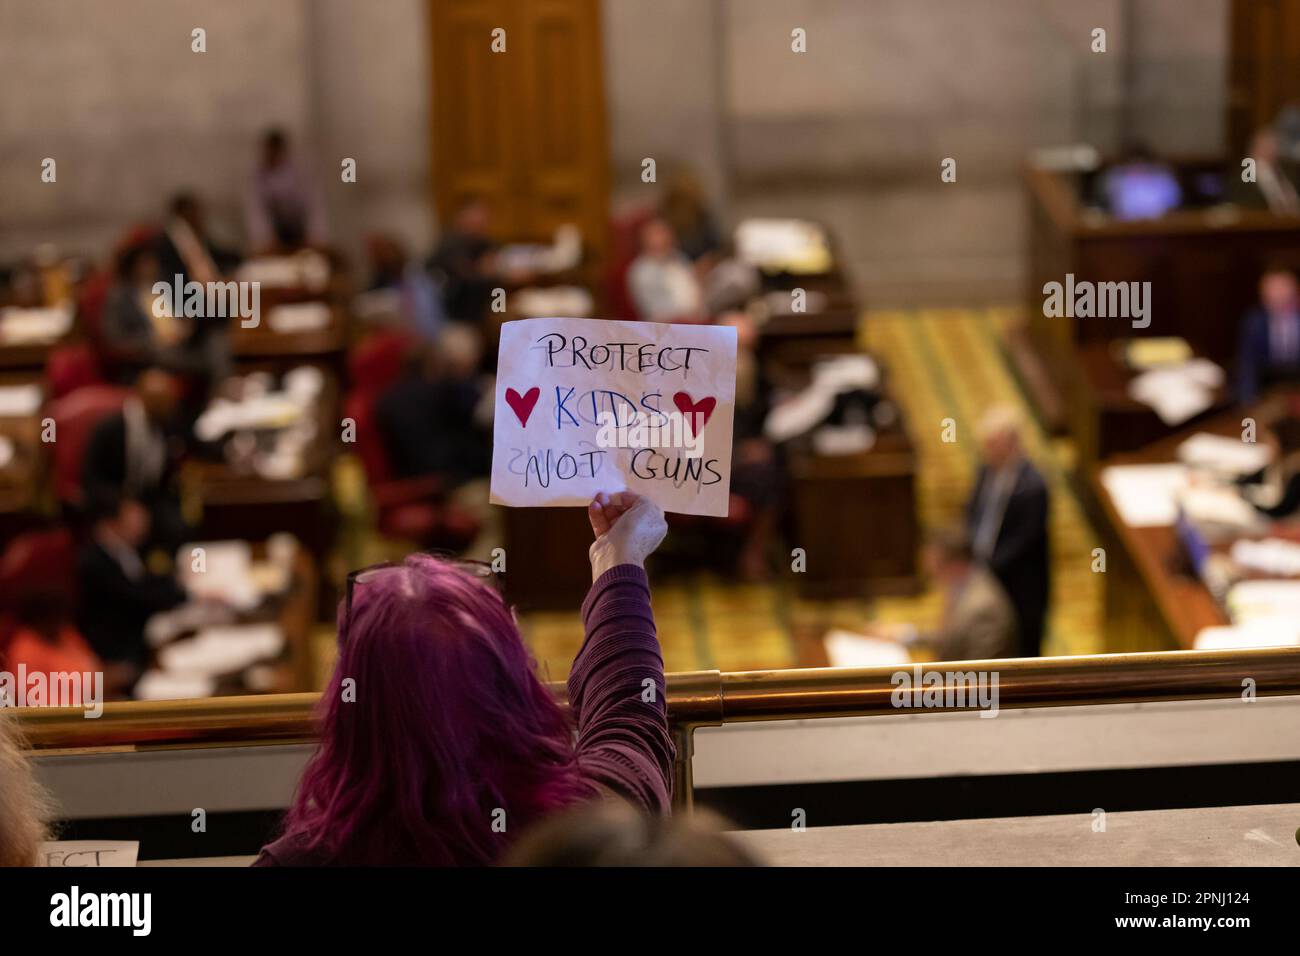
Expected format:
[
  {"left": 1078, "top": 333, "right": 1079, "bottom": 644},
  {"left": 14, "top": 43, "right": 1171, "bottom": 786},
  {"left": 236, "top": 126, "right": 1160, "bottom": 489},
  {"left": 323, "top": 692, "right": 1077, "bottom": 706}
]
[
  {"left": 922, "top": 525, "right": 976, "bottom": 588},
  {"left": 265, "top": 491, "right": 669, "bottom": 866},
  {"left": 976, "top": 405, "right": 1024, "bottom": 471},
  {"left": 506, "top": 799, "right": 761, "bottom": 867},
  {"left": 0, "top": 710, "right": 55, "bottom": 866}
]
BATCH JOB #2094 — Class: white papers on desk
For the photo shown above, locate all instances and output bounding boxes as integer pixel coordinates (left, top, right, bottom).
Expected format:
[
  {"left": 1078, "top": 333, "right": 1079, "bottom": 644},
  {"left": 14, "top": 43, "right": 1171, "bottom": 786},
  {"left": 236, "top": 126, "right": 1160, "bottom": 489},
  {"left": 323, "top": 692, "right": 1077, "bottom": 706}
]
[
  {"left": 1100, "top": 463, "right": 1189, "bottom": 527},
  {"left": 40, "top": 841, "right": 139, "bottom": 868},
  {"left": 157, "top": 623, "right": 285, "bottom": 677},
  {"left": 764, "top": 355, "right": 880, "bottom": 444},
  {"left": 824, "top": 629, "right": 912, "bottom": 667},
  {"left": 1179, "top": 485, "right": 1263, "bottom": 532},
  {"left": 1178, "top": 432, "right": 1273, "bottom": 477},
  {"left": 133, "top": 670, "right": 217, "bottom": 700},
  {"left": 735, "top": 219, "right": 832, "bottom": 274},
  {"left": 0, "top": 383, "right": 42, "bottom": 417},
  {"left": 812, "top": 424, "right": 876, "bottom": 456},
  {"left": 512, "top": 285, "right": 594, "bottom": 318},
  {"left": 0, "top": 304, "right": 73, "bottom": 344},
  {"left": 237, "top": 251, "right": 331, "bottom": 290},
  {"left": 1127, "top": 358, "right": 1224, "bottom": 426},
  {"left": 179, "top": 540, "right": 259, "bottom": 610},
  {"left": 497, "top": 224, "right": 582, "bottom": 275},
  {"left": 267, "top": 301, "right": 331, "bottom": 334},
  {"left": 1230, "top": 537, "right": 1300, "bottom": 577},
  {"left": 1194, "top": 622, "right": 1300, "bottom": 650},
  {"left": 1226, "top": 579, "right": 1300, "bottom": 625}
]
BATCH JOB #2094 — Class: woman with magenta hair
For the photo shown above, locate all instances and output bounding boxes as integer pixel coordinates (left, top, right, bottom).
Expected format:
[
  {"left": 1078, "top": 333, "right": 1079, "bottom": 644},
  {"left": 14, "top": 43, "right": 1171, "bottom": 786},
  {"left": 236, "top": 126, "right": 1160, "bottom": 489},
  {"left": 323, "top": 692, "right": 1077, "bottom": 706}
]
[{"left": 254, "top": 492, "right": 673, "bottom": 866}]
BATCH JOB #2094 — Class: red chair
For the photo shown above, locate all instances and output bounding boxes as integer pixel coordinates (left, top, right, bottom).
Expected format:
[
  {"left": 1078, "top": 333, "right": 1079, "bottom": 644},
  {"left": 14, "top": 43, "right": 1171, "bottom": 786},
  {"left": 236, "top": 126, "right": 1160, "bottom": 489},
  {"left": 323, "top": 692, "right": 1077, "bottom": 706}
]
[
  {"left": 342, "top": 373, "right": 479, "bottom": 550},
  {"left": 45, "top": 343, "right": 104, "bottom": 400},
  {"left": 46, "top": 384, "right": 129, "bottom": 507},
  {"left": 0, "top": 528, "right": 78, "bottom": 666},
  {"left": 604, "top": 204, "right": 656, "bottom": 322},
  {"left": 348, "top": 329, "right": 411, "bottom": 393}
]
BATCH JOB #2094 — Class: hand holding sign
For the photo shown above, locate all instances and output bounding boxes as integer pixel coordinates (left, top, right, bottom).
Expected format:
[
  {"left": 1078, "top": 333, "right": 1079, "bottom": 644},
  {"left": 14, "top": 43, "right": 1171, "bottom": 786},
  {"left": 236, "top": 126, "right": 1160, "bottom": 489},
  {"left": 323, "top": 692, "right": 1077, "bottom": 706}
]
[{"left": 489, "top": 317, "right": 737, "bottom": 516}]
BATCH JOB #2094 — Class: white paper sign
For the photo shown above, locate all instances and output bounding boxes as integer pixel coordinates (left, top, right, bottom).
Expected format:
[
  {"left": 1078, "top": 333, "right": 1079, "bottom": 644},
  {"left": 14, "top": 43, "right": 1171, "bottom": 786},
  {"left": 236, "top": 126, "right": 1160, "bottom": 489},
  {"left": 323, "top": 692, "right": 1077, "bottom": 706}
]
[
  {"left": 40, "top": 841, "right": 139, "bottom": 867},
  {"left": 489, "top": 317, "right": 737, "bottom": 516}
]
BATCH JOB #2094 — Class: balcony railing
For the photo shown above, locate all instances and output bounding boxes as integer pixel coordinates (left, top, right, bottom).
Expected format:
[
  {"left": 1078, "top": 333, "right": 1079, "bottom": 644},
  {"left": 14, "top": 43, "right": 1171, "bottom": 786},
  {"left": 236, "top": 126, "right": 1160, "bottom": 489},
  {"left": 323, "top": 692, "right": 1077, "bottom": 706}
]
[{"left": 14, "top": 646, "right": 1300, "bottom": 809}]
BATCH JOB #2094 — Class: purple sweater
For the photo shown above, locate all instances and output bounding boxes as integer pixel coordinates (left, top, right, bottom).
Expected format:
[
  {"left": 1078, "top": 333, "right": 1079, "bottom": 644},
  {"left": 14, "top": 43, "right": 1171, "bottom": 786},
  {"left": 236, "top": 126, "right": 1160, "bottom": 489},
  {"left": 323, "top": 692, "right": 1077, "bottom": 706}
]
[
  {"left": 253, "top": 564, "right": 673, "bottom": 865},
  {"left": 568, "top": 564, "right": 675, "bottom": 813}
]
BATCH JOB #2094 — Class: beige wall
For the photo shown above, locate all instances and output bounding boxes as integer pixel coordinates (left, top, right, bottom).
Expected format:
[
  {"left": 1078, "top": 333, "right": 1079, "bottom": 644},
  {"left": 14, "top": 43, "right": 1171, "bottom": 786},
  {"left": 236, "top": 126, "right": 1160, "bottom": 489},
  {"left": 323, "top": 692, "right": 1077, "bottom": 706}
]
[{"left": 1, "top": 0, "right": 1230, "bottom": 304}]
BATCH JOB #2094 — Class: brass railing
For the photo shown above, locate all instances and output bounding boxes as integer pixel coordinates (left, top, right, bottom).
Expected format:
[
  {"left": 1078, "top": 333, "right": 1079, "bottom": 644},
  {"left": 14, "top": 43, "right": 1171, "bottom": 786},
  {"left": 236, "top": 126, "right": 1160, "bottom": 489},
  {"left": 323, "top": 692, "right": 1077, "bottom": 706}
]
[{"left": 15, "top": 646, "right": 1300, "bottom": 809}]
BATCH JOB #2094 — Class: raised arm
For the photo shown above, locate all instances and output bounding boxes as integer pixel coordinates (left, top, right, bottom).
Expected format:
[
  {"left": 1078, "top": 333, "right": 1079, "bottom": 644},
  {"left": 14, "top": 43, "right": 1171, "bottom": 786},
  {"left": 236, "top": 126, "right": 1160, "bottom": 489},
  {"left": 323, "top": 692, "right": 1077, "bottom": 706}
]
[{"left": 566, "top": 493, "right": 676, "bottom": 814}]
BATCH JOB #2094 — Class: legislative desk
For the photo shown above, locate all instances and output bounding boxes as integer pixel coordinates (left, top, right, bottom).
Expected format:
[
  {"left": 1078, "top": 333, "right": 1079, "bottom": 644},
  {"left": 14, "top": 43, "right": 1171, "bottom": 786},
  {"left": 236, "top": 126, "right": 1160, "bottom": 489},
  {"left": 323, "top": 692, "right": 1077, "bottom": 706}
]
[
  {"left": 0, "top": 371, "right": 46, "bottom": 520},
  {"left": 1021, "top": 161, "right": 1300, "bottom": 439},
  {"left": 1089, "top": 399, "right": 1296, "bottom": 652},
  {"left": 1070, "top": 339, "right": 1234, "bottom": 477},
  {"left": 185, "top": 362, "right": 341, "bottom": 559}
]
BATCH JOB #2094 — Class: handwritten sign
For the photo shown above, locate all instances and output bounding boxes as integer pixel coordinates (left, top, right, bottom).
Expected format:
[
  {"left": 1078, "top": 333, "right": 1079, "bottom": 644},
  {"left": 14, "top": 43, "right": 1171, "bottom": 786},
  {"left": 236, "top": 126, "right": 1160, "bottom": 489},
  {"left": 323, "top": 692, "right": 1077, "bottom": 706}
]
[
  {"left": 40, "top": 840, "right": 139, "bottom": 867},
  {"left": 489, "top": 317, "right": 737, "bottom": 516}
]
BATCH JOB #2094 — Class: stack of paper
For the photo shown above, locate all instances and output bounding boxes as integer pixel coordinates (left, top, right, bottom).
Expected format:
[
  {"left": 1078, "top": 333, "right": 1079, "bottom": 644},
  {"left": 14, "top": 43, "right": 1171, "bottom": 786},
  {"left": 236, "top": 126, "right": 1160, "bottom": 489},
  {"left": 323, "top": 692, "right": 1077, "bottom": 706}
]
[
  {"left": 1178, "top": 432, "right": 1273, "bottom": 477},
  {"left": 157, "top": 623, "right": 285, "bottom": 677},
  {"left": 735, "top": 219, "right": 832, "bottom": 274},
  {"left": 1226, "top": 579, "right": 1300, "bottom": 630},
  {"left": 0, "top": 383, "right": 42, "bottom": 417},
  {"left": 1230, "top": 538, "right": 1300, "bottom": 577},
  {"left": 267, "top": 301, "right": 331, "bottom": 334},
  {"left": 824, "top": 629, "right": 912, "bottom": 667},
  {"left": 1100, "top": 463, "right": 1189, "bottom": 527},
  {"left": 1127, "top": 358, "right": 1224, "bottom": 426},
  {"left": 0, "top": 305, "right": 73, "bottom": 344}
]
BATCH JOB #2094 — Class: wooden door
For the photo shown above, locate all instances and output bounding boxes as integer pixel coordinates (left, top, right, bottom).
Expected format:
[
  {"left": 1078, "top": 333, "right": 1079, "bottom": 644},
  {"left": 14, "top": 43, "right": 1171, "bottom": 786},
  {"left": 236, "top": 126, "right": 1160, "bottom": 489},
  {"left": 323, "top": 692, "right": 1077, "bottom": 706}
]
[
  {"left": 1229, "top": 0, "right": 1300, "bottom": 152},
  {"left": 429, "top": 0, "right": 608, "bottom": 251}
]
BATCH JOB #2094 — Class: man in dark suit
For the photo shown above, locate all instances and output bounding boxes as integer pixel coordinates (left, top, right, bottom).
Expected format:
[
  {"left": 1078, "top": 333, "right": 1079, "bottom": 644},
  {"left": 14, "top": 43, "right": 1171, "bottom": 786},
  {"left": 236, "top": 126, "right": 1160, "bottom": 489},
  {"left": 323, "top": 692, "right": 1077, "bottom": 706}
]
[
  {"left": 82, "top": 368, "right": 188, "bottom": 555},
  {"left": 76, "top": 497, "right": 186, "bottom": 674},
  {"left": 1237, "top": 267, "right": 1300, "bottom": 404},
  {"left": 964, "top": 407, "right": 1050, "bottom": 657}
]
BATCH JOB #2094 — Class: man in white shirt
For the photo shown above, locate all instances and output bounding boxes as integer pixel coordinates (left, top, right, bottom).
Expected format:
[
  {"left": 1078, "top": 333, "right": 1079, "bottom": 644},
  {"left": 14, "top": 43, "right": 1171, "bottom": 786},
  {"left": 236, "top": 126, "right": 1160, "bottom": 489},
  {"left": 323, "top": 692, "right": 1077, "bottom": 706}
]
[{"left": 627, "top": 218, "right": 703, "bottom": 323}]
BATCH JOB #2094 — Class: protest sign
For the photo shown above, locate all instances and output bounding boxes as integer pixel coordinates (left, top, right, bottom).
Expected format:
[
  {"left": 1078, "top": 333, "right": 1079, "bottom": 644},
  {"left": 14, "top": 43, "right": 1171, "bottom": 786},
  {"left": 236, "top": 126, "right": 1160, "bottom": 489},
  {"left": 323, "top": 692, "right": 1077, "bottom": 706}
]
[{"left": 489, "top": 317, "right": 737, "bottom": 516}]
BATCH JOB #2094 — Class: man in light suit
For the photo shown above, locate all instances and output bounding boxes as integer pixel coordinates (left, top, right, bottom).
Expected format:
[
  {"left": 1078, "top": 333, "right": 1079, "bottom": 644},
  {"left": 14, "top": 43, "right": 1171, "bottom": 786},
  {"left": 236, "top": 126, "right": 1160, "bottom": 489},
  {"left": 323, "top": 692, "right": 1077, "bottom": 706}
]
[
  {"left": 964, "top": 407, "right": 1050, "bottom": 657},
  {"left": 920, "top": 527, "right": 1018, "bottom": 662},
  {"left": 1236, "top": 267, "right": 1300, "bottom": 404}
]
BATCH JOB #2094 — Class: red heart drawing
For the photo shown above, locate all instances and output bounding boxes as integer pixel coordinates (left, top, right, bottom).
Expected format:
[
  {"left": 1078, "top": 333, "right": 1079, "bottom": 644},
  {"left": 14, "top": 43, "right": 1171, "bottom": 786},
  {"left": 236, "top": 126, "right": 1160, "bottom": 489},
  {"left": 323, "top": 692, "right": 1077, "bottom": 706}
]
[
  {"left": 672, "top": 391, "right": 717, "bottom": 436},
  {"left": 505, "top": 386, "right": 540, "bottom": 427}
]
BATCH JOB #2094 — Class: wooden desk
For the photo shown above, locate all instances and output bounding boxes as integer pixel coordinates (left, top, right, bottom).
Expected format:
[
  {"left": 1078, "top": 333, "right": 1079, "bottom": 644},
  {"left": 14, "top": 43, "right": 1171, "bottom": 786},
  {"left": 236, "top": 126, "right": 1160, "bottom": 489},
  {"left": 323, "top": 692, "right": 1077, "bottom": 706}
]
[
  {"left": 1020, "top": 161, "right": 1300, "bottom": 433},
  {"left": 788, "top": 417, "right": 919, "bottom": 600},
  {"left": 1089, "top": 400, "right": 1295, "bottom": 651},
  {"left": 1071, "top": 340, "right": 1233, "bottom": 476},
  {"left": 186, "top": 365, "right": 340, "bottom": 559},
  {"left": 0, "top": 373, "right": 48, "bottom": 544}
]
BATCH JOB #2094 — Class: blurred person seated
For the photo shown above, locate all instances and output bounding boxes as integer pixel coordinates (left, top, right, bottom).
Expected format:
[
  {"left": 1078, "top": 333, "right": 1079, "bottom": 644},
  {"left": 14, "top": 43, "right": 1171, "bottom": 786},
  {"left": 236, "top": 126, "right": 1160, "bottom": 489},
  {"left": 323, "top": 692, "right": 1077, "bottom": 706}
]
[
  {"left": 627, "top": 217, "right": 703, "bottom": 322},
  {"left": 660, "top": 167, "right": 723, "bottom": 264},
  {"left": 723, "top": 311, "right": 783, "bottom": 579},
  {"left": 506, "top": 799, "right": 759, "bottom": 867},
  {"left": 1232, "top": 128, "right": 1300, "bottom": 213},
  {"left": 156, "top": 192, "right": 239, "bottom": 287},
  {"left": 427, "top": 195, "right": 520, "bottom": 324},
  {"left": 376, "top": 325, "right": 492, "bottom": 488},
  {"left": 1098, "top": 142, "right": 1182, "bottom": 221},
  {"left": 245, "top": 127, "right": 327, "bottom": 252},
  {"left": 82, "top": 368, "right": 189, "bottom": 555},
  {"left": 0, "top": 590, "right": 124, "bottom": 702},
  {"left": 0, "top": 711, "right": 55, "bottom": 866},
  {"left": 868, "top": 528, "right": 1017, "bottom": 662},
  {"left": 76, "top": 497, "right": 186, "bottom": 679},
  {"left": 964, "top": 406, "right": 1049, "bottom": 657},
  {"left": 100, "top": 239, "right": 211, "bottom": 382},
  {"left": 254, "top": 493, "right": 673, "bottom": 866},
  {"left": 1241, "top": 414, "right": 1300, "bottom": 519},
  {"left": 1237, "top": 266, "right": 1300, "bottom": 404},
  {"left": 364, "top": 233, "right": 447, "bottom": 342}
]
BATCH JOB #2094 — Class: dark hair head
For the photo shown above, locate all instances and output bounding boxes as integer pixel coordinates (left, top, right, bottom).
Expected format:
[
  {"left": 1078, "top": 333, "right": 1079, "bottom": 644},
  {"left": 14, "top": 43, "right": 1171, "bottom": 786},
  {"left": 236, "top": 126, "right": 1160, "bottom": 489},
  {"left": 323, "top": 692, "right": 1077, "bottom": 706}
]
[{"left": 505, "top": 800, "right": 762, "bottom": 867}]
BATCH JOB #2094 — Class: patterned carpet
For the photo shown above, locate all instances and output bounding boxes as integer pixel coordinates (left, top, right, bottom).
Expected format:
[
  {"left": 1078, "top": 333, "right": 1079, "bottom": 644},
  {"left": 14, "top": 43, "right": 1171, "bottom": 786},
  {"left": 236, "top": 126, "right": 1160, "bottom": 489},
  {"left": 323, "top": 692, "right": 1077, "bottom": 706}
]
[{"left": 316, "top": 306, "right": 1105, "bottom": 688}]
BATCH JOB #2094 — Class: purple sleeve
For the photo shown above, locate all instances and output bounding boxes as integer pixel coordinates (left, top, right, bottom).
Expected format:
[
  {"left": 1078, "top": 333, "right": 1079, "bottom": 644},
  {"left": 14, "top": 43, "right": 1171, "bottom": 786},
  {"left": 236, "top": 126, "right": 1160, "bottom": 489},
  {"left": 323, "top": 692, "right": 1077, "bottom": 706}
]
[{"left": 567, "top": 564, "right": 675, "bottom": 814}]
